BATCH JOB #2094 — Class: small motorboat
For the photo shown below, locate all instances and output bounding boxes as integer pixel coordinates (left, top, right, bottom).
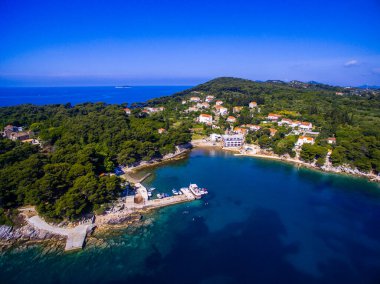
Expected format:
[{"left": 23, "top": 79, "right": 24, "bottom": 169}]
[
  {"left": 172, "top": 189, "right": 179, "bottom": 195},
  {"left": 156, "top": 193, "right": 162, "bottom": 199},
  {"left": 149, "top": 187, "right": 156, "bottom": 191}
]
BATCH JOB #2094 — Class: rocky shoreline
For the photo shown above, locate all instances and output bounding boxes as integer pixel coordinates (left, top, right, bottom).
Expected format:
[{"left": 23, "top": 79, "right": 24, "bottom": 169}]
[
  {"left": 0, "top": 223, "right": 66, "bottom": 251},
  {"left": 191, "top": 140, "right": 380, "bottom": 183}
]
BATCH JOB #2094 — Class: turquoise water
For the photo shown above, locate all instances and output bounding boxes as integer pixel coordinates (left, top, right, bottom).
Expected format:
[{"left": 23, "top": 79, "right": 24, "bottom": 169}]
[
  {"left": 0, "top": 86, "right": 191, "bottom": 106},
  {"left": 1, "top": 149, "right": 380, "bottom": 284}
]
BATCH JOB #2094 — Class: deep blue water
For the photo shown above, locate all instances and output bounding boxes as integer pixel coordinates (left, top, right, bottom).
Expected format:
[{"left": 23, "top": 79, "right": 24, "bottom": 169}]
[
  {"left": 1, "top": 149, "right": 380, "bottom": 284},
  {"left": 0, "top": 86, "right": 191, "bottom": 106}
]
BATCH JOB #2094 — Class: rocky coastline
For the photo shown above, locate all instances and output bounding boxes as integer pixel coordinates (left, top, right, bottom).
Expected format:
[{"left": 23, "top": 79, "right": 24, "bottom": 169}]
[{"left": 191, "top": 139, "right": 380, "bottom": 183}]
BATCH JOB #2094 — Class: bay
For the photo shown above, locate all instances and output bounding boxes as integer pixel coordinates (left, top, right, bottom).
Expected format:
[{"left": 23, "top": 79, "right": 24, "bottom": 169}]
[{"left": 1, "top": 148, "right": 380, "bottom": 284}]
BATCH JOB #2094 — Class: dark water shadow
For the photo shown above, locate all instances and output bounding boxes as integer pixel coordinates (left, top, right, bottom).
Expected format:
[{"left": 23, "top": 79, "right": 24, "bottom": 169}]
[{"left": 106, "top": 208, "right": 321, "bottom": 284}]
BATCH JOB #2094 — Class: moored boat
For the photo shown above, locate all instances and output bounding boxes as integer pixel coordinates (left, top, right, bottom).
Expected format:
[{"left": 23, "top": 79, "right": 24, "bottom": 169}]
[{"left": 189, "top": 183, "right": 203, "bottom": 199}]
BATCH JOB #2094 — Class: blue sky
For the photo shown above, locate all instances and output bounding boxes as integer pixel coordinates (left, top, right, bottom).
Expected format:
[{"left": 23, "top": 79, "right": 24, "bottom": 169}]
[{"left": 0, "top": 0, "right": 379, "bottom": 86}]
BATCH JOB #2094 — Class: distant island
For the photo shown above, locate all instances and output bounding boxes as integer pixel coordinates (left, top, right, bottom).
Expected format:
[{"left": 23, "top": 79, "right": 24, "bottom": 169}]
[
  {"left": 1, "top": 77, "right": 379, "bottom": 249},
  {"left": 115, "top": 85, "right": 132, "bottom": 89}
]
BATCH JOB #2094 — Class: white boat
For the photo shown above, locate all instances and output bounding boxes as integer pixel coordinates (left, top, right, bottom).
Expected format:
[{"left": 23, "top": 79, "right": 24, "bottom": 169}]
[
  {"left": 172, "top": 189, "right": 179, "bottom": 195},
  {"left": 156, "top": 193, "right": 162, "bottom": 199},
  {"left": 189, "top": 184, "right": 203, "bottom": 199},
  {"left": 149, "top": 187, "right": 156, "bottom": 191},
  {"left": 147, "top": 192, "right": 152, "bottom": 197}
]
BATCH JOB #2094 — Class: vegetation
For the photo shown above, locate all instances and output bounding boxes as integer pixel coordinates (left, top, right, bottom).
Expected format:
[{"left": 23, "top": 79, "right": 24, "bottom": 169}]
[
  {"left": 1, "top": 77, "right": 379, "bottom": 223},
  {"left": 151, "top": 77, "right": 380, "bottom": 171},
  {"left": 0, "top": 103, "right": 191, "bottom": 222}
]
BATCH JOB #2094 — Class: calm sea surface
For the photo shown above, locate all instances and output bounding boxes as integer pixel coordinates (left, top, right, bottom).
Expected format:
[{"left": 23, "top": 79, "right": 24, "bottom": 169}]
[
  {"left": 0, "top": 86, "right": 191, "bottom": 106},
  {"left": 1, "top": 149, "right": 380, "bottom": 284}
]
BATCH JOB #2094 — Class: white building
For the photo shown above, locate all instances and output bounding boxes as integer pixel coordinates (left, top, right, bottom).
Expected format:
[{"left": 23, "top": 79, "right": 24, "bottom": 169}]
[
  {"left": 215, "top": 106, "right": 228, "bottom": 116},
  {"left": 226, "top": 116, "right": 237, "bottom": 123},
  {"left": 124, "top": 108, "right": 131, "bottom": 115},
  {"left": 222, "top": 134, "right": 244, "bottom": 148},
  {"left": 279, "top": 118, "right": 292, "bottom": 126},
  {"left": 267, "top": 113, "right": 281, "bottom": 121},
  {"left": 198, "top": 114, "right": 213, "bottom": 124},
  {"left": 190, "top": 96, "right": 201, "bottom": 102},
  {"left": 215, "top": 100, "right": 223, "bottom": 105},
  {"left": 327, "top": 137, "right": 336, "bottom": 144},
  {"left": 295, "top": 136, "right": 315, "bottom": 146},
  {"left": 299, "top": 122, "right": 313, "bottom": 131},
  {"left": 210, "top": 133, "right": 222, "bottom": 141},
  {"left": 205, "top": 95, "right": 215, "bottom": 103},
  {"left": 249, "top": 101, "right": 257, "bottom": 108}
]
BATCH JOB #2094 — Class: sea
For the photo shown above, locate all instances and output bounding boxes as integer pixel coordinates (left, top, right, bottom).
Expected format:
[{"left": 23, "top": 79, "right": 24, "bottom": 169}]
[
  {"left": 1, "top": 149, "right": 380, "bottom": 284},
  {"left": 0, "top": 86, "right": 191, "bottom": 107}
]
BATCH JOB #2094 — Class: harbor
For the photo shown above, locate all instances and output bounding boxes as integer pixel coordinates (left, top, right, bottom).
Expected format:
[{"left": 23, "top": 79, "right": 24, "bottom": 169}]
[
  {"left": 16, "top": 182, "right": 208, "bottom": 252},
  {"left": 95, "top": 183, "right": 208, "bottom": 226}
]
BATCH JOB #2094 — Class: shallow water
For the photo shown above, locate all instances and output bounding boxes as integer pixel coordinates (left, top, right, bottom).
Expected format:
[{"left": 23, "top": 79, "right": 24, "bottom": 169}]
[{"left": 1, "top": 149, "right": 380, "bottom": 284}]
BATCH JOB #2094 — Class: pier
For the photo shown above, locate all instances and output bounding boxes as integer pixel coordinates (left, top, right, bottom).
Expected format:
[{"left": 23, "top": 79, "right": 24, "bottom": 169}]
[
  {"left": 131, "top": 184, "right": 195, "bottom": 210},
  {"left": 27, "top": 215, "right": 95, "bottom": 251}
]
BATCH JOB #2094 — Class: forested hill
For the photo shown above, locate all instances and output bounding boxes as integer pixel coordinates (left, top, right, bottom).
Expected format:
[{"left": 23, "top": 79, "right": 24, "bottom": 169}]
[
  {"left": 0, "top": 103, "right": 191, "bottom": 223},
  {"left": 151, "top": 77, "right": 380, "bottom": 137},
  {"left": 150, "top": 77, "right": 380, "bottom": 174}
]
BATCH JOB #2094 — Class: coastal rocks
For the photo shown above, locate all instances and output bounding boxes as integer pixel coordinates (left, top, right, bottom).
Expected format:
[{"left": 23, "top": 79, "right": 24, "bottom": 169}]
[
  {"left": 0, "top": 224, "right": 63, "bottom": 243},
  {"left": 104, "top": 213, "right": 143, "bottom": 225},
  {"left": 321, "top": 163, "right": 380, "bottom": 181}
]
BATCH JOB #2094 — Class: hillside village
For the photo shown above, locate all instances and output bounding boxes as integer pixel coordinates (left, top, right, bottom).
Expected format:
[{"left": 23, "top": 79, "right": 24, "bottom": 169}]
[{"left": 174, "top": 90, "right": 339, "bottom": 169}]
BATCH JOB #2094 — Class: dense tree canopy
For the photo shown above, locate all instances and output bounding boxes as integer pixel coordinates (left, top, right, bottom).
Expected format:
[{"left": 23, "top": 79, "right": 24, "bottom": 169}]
[{"left": 0, "top": 103, "right": 191, "bottom": 222}]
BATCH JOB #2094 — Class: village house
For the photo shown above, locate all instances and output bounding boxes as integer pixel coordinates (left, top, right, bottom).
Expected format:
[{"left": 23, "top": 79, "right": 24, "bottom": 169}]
[
  {"left": 214, "top": 105, "right": 228, "bottom": 116},
  {"left": 198, "top": 114, "right": 213, "bottom": 124},
  {"left": 234, "top": 127, "right": 248, "bottom": 135},
  {"left": 222, "top": 134, "right": 244, "bottom": 148},
  {"left": 251, "top": 125, "right": 261, "bottom": 131},
  {"left": 124, "top": 108, "right": 131, "bottom": 115},
  {"left": 279, "top": 118, "right": 293, "bottom": 126},
  {"left": 295, "top": 136, "right": 315, "bottom": 146},
  {"left": 186, "top": 106, "right": 198, "bottom": 112},
  {"left": 205, "top": 95, "right": 215, "bottom": 103},
  {"left": 10, "top": 131, "right": 32, "bottom": 141},
  {"left": 210, "top": 133, "right": 222, "bottom": 141},
  {"left": 197, "top": 102, "right": 210, "bottom": 109},
  {"left": 249, "top": 101, "right": 257, "bottom": 108},
  {"left": 327, "top": 137, "right": 336, "bottom": 144},
  {"left": 2, "top": 125, "right": 32, "bottom": 142},
  {"left": 233, "top": 106, "right": 244, "bottom": 113},
  {"left": 2, "top": 125, "right": 22, "bottom": 138},
  {"left": 145, "top": 107, "right": 164, "bottom": 114},
  {"left": 215, "top": 100, "right": 223, "bottom": 106},
  {"left": 182, "top": 100, "right": 187, "bottom": 105},
  {"left": 190, "top": 96, "right": 201, "bottom": 102},
  {"left": 226, "top": 116, "right": 237, "bottom": 123},
  {"left": 267, "top": 113, "right": 282, "bottom": 121},
  {"left": 299, "top": 122, "right": 313, "bottom": 131},
  {"left": 291, "top": 121, "right": 301, "bottom": 128}
]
